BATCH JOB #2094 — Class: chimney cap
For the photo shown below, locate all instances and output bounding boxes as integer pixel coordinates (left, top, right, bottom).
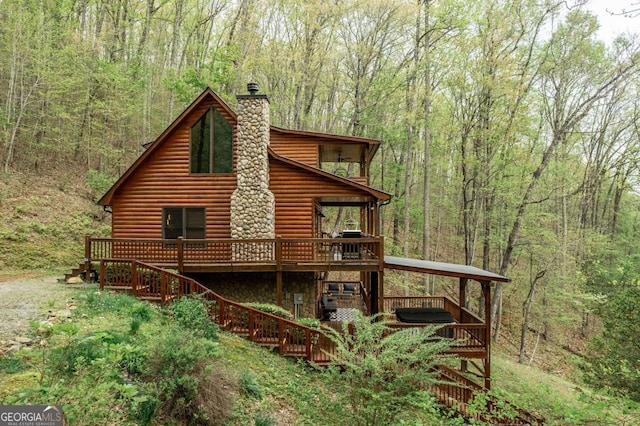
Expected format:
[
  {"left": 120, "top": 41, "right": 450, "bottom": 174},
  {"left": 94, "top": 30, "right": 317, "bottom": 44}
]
[{"left": 247, "top": 82, "right": 259, "bottom": 95}]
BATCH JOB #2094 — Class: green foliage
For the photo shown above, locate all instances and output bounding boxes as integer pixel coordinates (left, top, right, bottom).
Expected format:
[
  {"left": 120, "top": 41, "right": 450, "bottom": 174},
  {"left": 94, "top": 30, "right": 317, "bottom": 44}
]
[
  {"left": 87, "top": 170, "right": 116, "bottom": 201},
  {"left": 167, "top": 296, "right": 218, "bottom": 339},
  {"left": 0, "top": 357, "right": 24, "bottom": 374},
  {"left": 296, "top": 317, "right": 320, "bottom": 328},
  {"left": 240, "top": 370, "right": 263, "bottom": 399},
  {"left": 244, "top": 302, "right": 293, "bottom": 320},
  {"left": 583, "top": 285, "right": 640, "bottom": 401},
  {"left": 130, "top": 302, "right": 154, "bottom": 334},
  {"left": 320, "top": 312, "right": 454, "bottom": 425},
  {"left": 140, "top": 329, "right": 235, "bottom": 425},
  {"left": 254, "top": 410, "right": 277, "bottom": 426},
  {"left": 48, "top": 331, "right": 126, "bottom": 377},
  {"left": 84, "top": 291, "right": 136, "bottom": 314}
]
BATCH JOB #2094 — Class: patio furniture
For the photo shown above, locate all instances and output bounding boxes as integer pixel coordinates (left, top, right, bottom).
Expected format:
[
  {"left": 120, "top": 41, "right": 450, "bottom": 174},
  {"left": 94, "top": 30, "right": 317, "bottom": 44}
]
[{"left": 321, "top": 294, "right": 338, "bottom": 320}]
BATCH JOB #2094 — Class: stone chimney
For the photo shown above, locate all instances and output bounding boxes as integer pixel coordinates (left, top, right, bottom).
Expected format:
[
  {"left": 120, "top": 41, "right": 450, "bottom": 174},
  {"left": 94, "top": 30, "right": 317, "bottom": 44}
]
[{"left": 230, "top": 83, "right": 276, "bottom": 251}]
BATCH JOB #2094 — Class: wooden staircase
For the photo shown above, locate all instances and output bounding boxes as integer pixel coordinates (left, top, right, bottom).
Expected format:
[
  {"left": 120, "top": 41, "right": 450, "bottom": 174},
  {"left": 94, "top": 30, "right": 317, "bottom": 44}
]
[
  {"left": 432, "top": 365, "right": 544, "bottom": 425},
  {"left": 97, "top": 258, "right": 544, "bottom": 425},
  {"left": 64, "top": 262, "right": 97, "bottom": 282}
]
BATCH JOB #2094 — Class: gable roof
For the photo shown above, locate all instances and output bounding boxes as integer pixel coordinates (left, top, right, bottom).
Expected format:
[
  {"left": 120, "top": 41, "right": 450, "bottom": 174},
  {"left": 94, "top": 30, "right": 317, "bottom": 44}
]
[{"left": 98, "top": 87, "right": 390, "bottom": 206}]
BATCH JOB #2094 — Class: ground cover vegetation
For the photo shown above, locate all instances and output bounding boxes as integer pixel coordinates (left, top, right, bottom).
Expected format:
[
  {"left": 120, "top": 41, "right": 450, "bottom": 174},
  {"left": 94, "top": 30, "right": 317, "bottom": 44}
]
[
  {"left": 2, "top": 281, "right": 639, "bottom": 424},
  {"left": 0, "top": 287, "right": 462, "bottom": 424},
  {"left": 1, "top": 0, "right": 640, "bottom": 421}
]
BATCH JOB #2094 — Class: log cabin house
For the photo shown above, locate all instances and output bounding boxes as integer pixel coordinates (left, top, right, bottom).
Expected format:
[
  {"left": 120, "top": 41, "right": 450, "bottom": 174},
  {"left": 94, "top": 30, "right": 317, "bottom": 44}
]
[{"left": 77, "top": 84, "right": 514, "bottom": 394}]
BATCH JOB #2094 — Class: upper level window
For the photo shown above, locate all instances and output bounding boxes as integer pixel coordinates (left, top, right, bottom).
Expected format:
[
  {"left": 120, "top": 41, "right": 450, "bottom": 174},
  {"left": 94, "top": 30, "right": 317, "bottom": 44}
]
[{"left": 190, "top": 107, "right": 233, "bottom": 174}]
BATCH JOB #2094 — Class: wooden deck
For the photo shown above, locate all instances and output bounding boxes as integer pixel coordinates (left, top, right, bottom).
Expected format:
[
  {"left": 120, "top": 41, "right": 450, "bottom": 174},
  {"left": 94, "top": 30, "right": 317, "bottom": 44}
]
[
  {"left": 85, "top": 236, "right": 383, "bottom": 273},
  {"left": 383, "top": 296, "right": 488, "bottom": 358}
]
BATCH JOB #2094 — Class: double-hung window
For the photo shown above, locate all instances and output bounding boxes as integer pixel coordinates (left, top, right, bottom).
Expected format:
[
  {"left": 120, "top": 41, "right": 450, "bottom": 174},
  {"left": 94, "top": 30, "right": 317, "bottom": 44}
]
[
  {"left": 190, "top": 107, "right": 233, "bottom": 174},
  {"left": 163, "top": 207, "right": 206, "bottom": 240}
]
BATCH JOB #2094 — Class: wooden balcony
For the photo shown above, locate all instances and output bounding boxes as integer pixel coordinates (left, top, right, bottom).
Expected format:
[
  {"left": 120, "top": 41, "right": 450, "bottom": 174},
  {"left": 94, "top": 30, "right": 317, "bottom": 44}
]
[{"left": 84, "top": 236, "right": 383, "bottom": 273}]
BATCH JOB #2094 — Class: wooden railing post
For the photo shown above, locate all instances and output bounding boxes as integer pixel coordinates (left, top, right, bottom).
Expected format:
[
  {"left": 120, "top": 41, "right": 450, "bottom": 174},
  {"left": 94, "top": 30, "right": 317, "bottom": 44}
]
[
  {"left": 177, "top": 237, "right": 184, "bottom": 273},
  {"left": 248, "top": 311, "right": 255, "bottom": 342},
  {"left": 305, "top": 328, "right": 311, "bottom": 360},
  {"left": 161, "top": 272, "right": 167, "bottom": 303},
  {"left": 278, "top": 320, "right": 285, "bottom": 355},
  {"left": 275, "top": 235, "right": 282, "bottom": 266},
  {"left": 84, "top": 236, "right": 92, "bottom": 279},
  {"left": 99, "top": 259, "right": 105, "bottom": 290},
  {"left": 131, "top": 261, "right": 138, "bottom": 296}
]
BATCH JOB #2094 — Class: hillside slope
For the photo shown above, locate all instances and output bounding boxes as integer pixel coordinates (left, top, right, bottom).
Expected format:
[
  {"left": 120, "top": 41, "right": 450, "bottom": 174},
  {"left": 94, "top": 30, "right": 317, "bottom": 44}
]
[{"left": 0, "top": 171, "right": 109, "bottom": 273}]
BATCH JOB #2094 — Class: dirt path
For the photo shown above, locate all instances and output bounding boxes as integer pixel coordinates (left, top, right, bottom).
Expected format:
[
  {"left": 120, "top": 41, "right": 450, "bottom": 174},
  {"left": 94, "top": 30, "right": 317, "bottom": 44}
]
[{"left": 0, "top": 276, "right": 88, "bottom": 342}]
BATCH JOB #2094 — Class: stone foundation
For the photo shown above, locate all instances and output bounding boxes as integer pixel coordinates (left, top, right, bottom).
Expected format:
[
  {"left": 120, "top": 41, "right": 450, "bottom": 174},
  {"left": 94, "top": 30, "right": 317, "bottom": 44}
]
[{"left": 187, "top": 272, "right": 317, "bottom": 318}]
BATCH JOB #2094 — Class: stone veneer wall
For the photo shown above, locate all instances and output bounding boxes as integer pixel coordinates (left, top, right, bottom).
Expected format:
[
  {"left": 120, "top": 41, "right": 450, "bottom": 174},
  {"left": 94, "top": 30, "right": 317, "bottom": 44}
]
[
  {"left": 188, "top": 272, "right": 317, "bottom": 318},
  {"left": 230, "top": 93, "right": 275, "bottom": 244}
]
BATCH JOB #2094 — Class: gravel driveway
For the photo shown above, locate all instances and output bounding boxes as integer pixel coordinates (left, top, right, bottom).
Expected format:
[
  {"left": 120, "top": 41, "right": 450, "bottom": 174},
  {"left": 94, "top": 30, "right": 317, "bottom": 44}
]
[{"left": 0, "top": 276, "right": 88, "bottom": 342}]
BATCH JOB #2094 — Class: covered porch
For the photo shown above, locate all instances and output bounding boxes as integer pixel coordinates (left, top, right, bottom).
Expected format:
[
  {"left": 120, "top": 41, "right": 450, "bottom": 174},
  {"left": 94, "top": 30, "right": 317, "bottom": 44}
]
[{"left": 380, "top": 256, "right": 510, "bottom": 389}]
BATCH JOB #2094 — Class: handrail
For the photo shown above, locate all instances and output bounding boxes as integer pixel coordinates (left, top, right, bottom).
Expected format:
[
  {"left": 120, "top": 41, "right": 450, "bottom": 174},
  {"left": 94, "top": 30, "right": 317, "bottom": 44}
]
[
  {"left": 99, "top": 258, "right": 336, "bottom": 363},
  {"left": 434, "top": 365, "right": 545, "bottom": 425}
]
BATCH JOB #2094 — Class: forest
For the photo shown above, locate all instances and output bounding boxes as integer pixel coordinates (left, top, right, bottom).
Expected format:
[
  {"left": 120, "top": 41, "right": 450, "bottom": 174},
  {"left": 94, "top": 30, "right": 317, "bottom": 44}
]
[{"left": 1, "top": 0, "right": 639, "bottom": 407}]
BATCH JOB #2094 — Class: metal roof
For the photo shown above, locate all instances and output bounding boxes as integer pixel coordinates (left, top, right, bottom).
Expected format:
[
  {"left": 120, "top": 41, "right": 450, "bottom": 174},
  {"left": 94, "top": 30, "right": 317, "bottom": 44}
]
[{"left": 384, "top": 256, "right": 510, "bottom": 283}]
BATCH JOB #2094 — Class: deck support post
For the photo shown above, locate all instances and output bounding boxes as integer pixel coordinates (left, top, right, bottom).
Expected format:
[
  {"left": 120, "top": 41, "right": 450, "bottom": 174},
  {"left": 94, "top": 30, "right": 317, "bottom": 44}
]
[
  {"left": 276, "top": 236, "right": 283, "bottom": 307},
  {"left": 372, "top": 271, "right": 382, "bottom": 315},
  {"left": 460, "top": 277, "right": 468, "bottom": 373},
  {"left": 482, "top": 280, "right": 491, "bottom": 389}
]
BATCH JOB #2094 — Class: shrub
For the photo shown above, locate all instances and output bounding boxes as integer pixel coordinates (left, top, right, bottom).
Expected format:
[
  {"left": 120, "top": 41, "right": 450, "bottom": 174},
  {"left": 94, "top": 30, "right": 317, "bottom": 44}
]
[
  {"left": 87, "top": 170, "right": 116, "bottom": 201},
  {"left": 296, "top": 318, "right": 320, "bottom": 329},
  {"left": 244, "top": 302, "right": 293, "bottom": 320},
  {"left": 140, "top": 328, "right": 235, "bottom": 425},
  {"left": 168, "top": 296, "right": 218, "bottom": 339},
  {"left": 240, "top": 370, "right": 262, "bottom": 399},
  {"left": 254, "top": 410, "right": 277, "bottom": 426},
  {"left": 130, "top": 303, "right": 154, "bottom": 335},
  {"left": 48, "top": 331, "right": 126, "bottom": 377},
  {"left": 319, "top": 312, "right": 455, "bottom": 425}
]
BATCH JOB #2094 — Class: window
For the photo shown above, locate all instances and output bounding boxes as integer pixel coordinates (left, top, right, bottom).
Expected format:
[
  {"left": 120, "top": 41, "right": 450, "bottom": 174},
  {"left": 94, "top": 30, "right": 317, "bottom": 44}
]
[
  {"left": 190, "top": 107, "right": 233, "bottom": 174},
  {"left": 163, "top": 207, "right": 206, "bottom": 239}
]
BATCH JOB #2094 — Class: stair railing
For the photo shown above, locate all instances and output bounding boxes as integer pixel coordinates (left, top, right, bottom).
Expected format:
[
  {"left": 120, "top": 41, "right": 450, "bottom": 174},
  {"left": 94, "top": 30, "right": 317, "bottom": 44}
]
[{"left": 99, "top": 258, "right": 336, "bottom": 363}]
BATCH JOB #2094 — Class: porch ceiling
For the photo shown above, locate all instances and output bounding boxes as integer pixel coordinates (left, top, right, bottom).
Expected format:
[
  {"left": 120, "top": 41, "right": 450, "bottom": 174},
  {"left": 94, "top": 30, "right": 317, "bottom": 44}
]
[{"left": 384, "top": 256, "right": 510, "bottom": 283}]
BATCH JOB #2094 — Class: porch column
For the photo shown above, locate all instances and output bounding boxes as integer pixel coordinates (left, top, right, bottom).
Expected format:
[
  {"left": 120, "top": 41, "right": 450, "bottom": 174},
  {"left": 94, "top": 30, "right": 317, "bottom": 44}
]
[
  {"left": 482, "top": 280, "right": 492, "bottom": 389},
  {"left": 459, "top": 277, "right": 467, "bottom": 311}
]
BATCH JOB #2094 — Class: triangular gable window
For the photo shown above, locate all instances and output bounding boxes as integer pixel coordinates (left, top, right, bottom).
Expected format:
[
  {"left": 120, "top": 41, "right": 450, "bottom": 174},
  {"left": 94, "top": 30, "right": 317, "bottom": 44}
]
[{"left": 190, "top": 107, "right": 233, "bottom": 174}]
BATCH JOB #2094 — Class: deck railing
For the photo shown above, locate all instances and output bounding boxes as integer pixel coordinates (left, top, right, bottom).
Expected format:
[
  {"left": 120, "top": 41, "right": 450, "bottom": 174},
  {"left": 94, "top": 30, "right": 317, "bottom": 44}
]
[
  {"left": 383, "top": 296, "right": 487, "bottom": 352},
  {"left": 87, "top": 236, "right": 383, "bottom": 270},
  {"left": 99, "top": 258, "right": 337, "bottom": 363}
]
